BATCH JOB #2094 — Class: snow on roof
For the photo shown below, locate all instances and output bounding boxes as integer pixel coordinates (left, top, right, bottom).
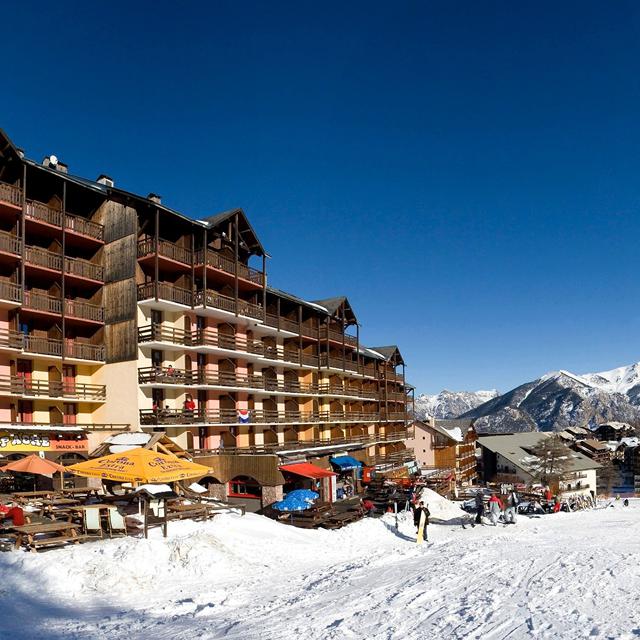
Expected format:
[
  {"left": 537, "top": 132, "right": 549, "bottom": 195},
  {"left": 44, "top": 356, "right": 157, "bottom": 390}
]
[{"left": 105, "top": 432, "right": 151, "bottom": 446}]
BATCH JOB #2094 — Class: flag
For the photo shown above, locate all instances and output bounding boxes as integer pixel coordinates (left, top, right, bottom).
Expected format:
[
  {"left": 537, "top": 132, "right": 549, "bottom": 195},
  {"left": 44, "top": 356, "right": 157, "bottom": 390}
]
[{"left": 237, "top": 409, "right": 250, "bottom": 424}]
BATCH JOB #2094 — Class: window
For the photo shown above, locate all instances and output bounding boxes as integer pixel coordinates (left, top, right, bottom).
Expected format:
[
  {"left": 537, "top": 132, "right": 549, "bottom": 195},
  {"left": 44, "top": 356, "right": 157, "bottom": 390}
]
[
  {"left": 151, "top": 350, "right": 163, "bottom": 367},
  {"left": 228, "top": 476, "right": 262, "bottom": 498},
  {"left": 151, "top": 309, "right": 163, "bottom": 325}
]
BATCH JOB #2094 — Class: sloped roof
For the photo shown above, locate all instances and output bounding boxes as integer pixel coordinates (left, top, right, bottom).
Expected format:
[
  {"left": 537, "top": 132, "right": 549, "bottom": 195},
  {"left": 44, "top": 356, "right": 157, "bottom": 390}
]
[
  {"left": 477, "top": 432, "right": 601, "bottom": 474},
  {"left": 369, "top": 345, "right": 405, "bottom": 365},
  {"left": 1, "top": 128, "right": 267, "bottom": 256},
  {"left": 311, "top": 296, "right": 357, "bottom": 325}
]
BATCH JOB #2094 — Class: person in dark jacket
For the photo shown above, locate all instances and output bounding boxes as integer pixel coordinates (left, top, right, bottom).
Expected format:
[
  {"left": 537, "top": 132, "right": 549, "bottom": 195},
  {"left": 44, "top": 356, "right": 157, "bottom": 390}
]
[
  {"left": 413, "top": 501, "right": 430, "bottom": 539},
  {"left": 474, "top": 491, "right": 485, "bottom": 524}
]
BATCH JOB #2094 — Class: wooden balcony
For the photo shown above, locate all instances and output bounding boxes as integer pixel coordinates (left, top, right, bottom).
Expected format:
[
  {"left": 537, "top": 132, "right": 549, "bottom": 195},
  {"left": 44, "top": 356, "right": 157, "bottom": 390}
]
[
  {"left": 23, "top": 291, "right": 62, "bottom": 315},
  {"left": 0, "top": 331, "right": 105, "bottom": 361},
  {"left": 137, "top": 237, "right": 192, "bottom": 265},
  {"left": 0, "top": 421, "right": 129, "bottom": 432},
  {"left": 317, "top": 384, "right": 379, "bottom": 399},
  {"left": 137, "top": 282, "right": 193, "bottom": 307},
  {"left": 0, "top": 182, "right": 22, "bottom": 208},
  {"left": 326, "top": 327, "right": 358, "bottom": 347},
  {"left": 195, "top": 247, "right": 265, "bottom": 286},
  {"left": 0, "top": 327, "right": 24, "bottom": 351},
  {"left": 141, "top": 408, "right": 383, "bottom": 426},
  {"left": 25, "top": 245, "right": 62, "bottom": 271},
  {"left": 0, "top": 230, "right": 21, "bottom": 256},
  {"left": 65, "top": 298, "right": 104, "bottom": 323},
  {"left": 195, "top": 289, "right": 263, "bottom": 320},
  {"left": 0, "top": 279, "right": 22, "bottom": 305},
  {"left": 64, "top": 256, "right": 104, "bottom": 282},
  {"left": 25, "top": 200, "right": 104, "bottom": 242},
  {"left": 0, "top": 376, "right": 106, "bottom": 401}
]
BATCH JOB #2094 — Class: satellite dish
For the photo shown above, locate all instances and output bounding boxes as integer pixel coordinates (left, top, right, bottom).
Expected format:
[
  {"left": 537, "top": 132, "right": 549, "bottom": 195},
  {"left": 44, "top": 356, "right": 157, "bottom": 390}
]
[{"left": 49, "top": 155, "right": 58, "bottom": 166}]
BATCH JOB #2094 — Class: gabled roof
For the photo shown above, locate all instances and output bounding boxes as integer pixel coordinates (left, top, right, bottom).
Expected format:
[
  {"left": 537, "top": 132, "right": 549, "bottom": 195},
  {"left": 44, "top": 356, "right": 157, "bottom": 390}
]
[
  {"left": 477, "top": 433, "right": 601, "bottom": 474},
  {"left": 369, "top": 345, "right": 404, "bottom": 366},
  {"left": 202, "top": 207, "right": 265, "bottom": 256},
  {"left": 311, "top": 296, "right": 357, "bottom": 325},
  {"left": 2, "top": 128, "right": 267, "bottom": 256}
]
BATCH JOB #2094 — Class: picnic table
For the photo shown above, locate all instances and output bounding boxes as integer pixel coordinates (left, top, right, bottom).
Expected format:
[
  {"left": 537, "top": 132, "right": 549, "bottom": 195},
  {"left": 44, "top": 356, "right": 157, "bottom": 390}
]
[
  {"left": 11, "top": 490, "right": 57, "bottom": 503},
  {"left": 11, "top": 521, "right": 84, "bottom": 552}
]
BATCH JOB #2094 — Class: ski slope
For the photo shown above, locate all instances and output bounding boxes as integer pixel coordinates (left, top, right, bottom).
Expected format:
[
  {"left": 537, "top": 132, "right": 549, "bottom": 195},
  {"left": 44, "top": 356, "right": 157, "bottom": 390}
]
[{"left": 1, "top": 500, "right": 639, "bottom": 640}]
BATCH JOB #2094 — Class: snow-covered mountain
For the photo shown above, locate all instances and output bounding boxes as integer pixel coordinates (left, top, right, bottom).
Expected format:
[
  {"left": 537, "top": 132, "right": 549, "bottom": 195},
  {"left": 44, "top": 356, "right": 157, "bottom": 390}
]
[
  {"left": 461, "top": 362, "right": 640, "bottom": 434},
  {"left": 415, "top": 389, "right": 499, "bottom": 420}
]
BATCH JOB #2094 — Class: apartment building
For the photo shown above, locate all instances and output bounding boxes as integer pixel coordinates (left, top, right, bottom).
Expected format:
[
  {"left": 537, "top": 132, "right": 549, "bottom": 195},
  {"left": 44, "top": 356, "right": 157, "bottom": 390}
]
[{"left": 0, "top": 128, "right": 414, "bottom": 506}]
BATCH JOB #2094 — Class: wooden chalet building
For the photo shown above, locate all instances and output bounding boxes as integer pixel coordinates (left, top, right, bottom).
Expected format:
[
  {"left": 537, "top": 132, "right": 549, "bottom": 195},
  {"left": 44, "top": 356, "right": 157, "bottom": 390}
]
[
  {"left": 0, "top": 128, "right": 414, "bottom": 507},
  {"left": 592, "top": 422, "right": 635, "bottom": 442},
  {"left": 408, "top": 418, "right": 478, "bottom": 486}
]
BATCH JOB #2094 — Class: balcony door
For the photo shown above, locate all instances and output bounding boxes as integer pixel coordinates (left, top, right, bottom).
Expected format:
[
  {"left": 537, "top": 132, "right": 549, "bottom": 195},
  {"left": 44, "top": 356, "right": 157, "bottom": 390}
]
[
  {"left": 16, "top": 359, "right": 32, "bottom": 392},
  {"left": 62, "top": 365, "right": 75, "bottom": 393}
]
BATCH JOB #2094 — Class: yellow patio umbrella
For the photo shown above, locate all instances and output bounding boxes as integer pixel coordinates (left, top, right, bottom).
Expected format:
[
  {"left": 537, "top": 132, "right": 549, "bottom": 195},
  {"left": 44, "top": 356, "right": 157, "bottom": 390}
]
[{"left": 66, "top": 447, "right": 211, "bottom": 484}]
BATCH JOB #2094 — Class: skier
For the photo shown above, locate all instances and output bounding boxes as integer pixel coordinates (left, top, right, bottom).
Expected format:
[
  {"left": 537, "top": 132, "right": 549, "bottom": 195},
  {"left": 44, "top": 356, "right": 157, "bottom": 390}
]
[
  {"left": 488, "top": 493, "right": 503, "bottom": 526},
  {"left": 504, "top": 490, "right": 519, "bottom": 524},
  {"left": 623, "top": 498, "right": 629, "bottom": 507},
  {"left": 474, "top": 491, "right": 485, "bottom": 525}
]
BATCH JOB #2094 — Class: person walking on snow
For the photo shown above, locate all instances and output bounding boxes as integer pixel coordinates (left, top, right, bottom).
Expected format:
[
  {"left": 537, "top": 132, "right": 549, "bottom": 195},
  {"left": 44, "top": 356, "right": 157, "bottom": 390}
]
[
  {"left": 504, "top": 490, "right": 519, "bottom": 524},
  {"left": 474, "top": 491, "right": 485, "bottom": 524},
  {"left": 414, "top": 501, "right": 430, "bottom": 541},
  {"left": 488, "top": 493, "right": 503, "bottom": 526}
]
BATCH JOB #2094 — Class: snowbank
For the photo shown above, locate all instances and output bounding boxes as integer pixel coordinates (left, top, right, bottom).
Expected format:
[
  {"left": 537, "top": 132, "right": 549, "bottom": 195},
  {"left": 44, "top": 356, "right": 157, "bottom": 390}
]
[{"left": 416, "top": 487, "right": 468, "bottom": 521}]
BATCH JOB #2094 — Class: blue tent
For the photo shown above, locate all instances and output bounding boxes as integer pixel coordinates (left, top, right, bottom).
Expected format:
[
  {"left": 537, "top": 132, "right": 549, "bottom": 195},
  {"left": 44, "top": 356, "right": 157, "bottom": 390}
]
[
  {"left": 330, "top": 456, "right": 363, "bottom": 472},
  {"left": 272, "top": 496, "right": 311, "bottom": 512},
  {"left": 286, "top": 489, "right": 319, "bottom": 503}
]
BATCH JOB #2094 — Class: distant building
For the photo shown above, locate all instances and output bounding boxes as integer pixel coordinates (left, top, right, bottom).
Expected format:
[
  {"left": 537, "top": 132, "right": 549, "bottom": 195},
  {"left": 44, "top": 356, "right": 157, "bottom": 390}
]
[
  {"left": 408, "top": 418, "right": 477, "bottom": 486},
  {"left": 592, "top": 422, "right": 635, "bottom": 442},
  {"left": 477, "top": 432, "right": 600, "bottom": 497},
  {"left": 573, "top": 438, "right": 611, "bottom": 464}
]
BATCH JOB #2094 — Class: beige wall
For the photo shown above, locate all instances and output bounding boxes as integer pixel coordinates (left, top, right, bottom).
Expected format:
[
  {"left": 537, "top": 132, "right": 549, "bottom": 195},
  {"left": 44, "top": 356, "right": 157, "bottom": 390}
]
[
  {"left": 92, "top": 360, "right": 139, "bottom": 430},
  {"left": 407, "top": 420, "right": 436, "bottom": 468}
]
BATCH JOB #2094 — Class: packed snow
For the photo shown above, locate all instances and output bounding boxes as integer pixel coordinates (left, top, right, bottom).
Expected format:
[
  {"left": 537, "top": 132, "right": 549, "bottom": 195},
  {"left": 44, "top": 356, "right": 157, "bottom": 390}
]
[{"left": 2, "top": 500, "right": 640, "bottom": 639}]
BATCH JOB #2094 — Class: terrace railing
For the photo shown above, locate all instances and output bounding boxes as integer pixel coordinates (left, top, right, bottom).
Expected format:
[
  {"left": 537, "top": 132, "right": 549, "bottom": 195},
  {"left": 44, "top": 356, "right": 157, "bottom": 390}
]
[
  {"left": 0, "top": 376, "right": 106, "bottom": 401},
  {"left": 0, "top": 230, "right": 21, "bottom": 255},
  {"left": 65, "top": 298, "right": 104, "bottom": 323},
  {"left": 195, "top": 248, "right": 265, "bottom": 286},
  {"left": 64, "top": 256, "right": 104, "bottom": 281},
  {"left": 0, "top": 182, "right": 22, "bottom": 207}
]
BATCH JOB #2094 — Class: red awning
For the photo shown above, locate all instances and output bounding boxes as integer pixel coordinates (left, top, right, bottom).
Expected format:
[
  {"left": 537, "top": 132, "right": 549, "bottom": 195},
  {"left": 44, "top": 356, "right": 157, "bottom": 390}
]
[{"left": 279, "top": 462, "right": 337, "bottom": 479}]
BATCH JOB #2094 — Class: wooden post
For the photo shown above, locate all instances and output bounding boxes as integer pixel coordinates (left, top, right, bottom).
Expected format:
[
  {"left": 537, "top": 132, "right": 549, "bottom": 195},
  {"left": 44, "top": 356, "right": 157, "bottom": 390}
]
[
  {"left": 341, "top": 306, "right": 346, "bottom": 372},
  {"left": 154, "top": 208, "right": 159, "bottom": 301},
  {"left": 262, "top": 253, "right": 267, "bottom": 323},
  {"left": 202, "top": 228, "right": 207, "bottom": 309},
  {"left": 61, "top": 182, "right": 67, "bottom": 358},
  {"left": 234, "top": 213, "right": 239, "bottom": 316},
  {"left": 298, "top": 304, "right": 302, "bottom": 365}
]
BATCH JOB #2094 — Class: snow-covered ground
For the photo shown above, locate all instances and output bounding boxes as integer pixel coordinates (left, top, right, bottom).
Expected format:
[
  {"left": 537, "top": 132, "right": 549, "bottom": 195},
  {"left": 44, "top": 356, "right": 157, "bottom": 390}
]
[{"left": 2, "top": 498, "right": 640, "bottom": 640}]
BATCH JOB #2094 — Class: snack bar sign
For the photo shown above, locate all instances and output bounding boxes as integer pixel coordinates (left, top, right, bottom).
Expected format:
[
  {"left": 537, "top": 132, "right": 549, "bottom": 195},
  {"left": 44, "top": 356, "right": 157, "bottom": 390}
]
[{"left": 0, "top": 433, "right": 87, "bottom": 452}]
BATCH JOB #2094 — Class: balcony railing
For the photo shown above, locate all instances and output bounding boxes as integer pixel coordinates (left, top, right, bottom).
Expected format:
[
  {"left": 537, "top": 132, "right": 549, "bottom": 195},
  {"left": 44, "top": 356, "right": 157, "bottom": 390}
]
[
  {"left": 25, "top": 245, "right": 63, "bottom": 271},
  {"left": 64, "top": 213, "right": 104, "bottom": 241},
  {"left": 23, "top": 335, "right": 63, "bottom": 357},
  {"left": 65, "top": 298, "right": 104, "bottom": 323},
  {"left": 23, "top": 290, "right": 61, "bottom": 314},
  {"left": 25, "top": 200, "right": 104, "bottom": 242},
  {"left": 0, "top": 280, "right": 22, "bottom": 304},
  {"left": 195, "top": 248, "right": 265, "bottom": 286},
  {"left": 0, "top": 327, "right": 24, "bottom": 350},
  {"left": 367, "top": 449, "right": 415, "bottom": 466},
  {"left": 140, "top": 408, "right": 384, "bottom": 426},
  {"left": 137, "top": 282, "right": 193, "bottom": 307},
  {"left": 317, "top": 384, "right": 379, "bottom": 399},
  {"left": 195, "top": 289, "right": 263, "bottom": 320},
  {"left": 0, "top": 376, "right": 106, "bottom": 401},
  {"left": 326, "top": 327, "right": 358, "bottom": 347},
  {"left": 0, "top": 230, "right": 21, "bottom": 255},
  {"left": 0, "top": 182, "right": 22, "bottom": 207},
  {"left": 64, "top": 256, "right": 104, "bottom": 281},
  {"left": 5, "top": 333, "right": 105, "bottom": 361},
  {"left": 0, "top": 421, "right": 129, "bottom": 432},
  {"left": 138, "top": 237, "right": 192, "bottom": 265},
  {"left": 64, "top": 340, "right": 105, "bottom": 361}
]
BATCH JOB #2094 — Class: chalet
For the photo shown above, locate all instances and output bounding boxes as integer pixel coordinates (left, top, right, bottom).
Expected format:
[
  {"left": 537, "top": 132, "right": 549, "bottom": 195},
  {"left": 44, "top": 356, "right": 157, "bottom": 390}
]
[
  {"left": 408, "top": 418, "right": 477, "bottom": 486},
  {"left": 477, "top": 432, "right": 600, "bottom": 497},
  {"left": 592, "top": 422, "right": 635, "bottom": 442},
  {"left": 573, "top": 438, "right": 611, "bottom": 464}
]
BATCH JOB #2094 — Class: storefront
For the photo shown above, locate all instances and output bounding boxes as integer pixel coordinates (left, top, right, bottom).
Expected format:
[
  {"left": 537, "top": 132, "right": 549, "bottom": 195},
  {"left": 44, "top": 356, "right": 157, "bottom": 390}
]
[
  {"left": 329, "top": 456, "right": 363, "bottom": 499},
  {"left": 279, "top": 462, "right": 337, "bottom": 503},
  {"left": 0, "top": 427, "right": 88, "bottom": 492}
]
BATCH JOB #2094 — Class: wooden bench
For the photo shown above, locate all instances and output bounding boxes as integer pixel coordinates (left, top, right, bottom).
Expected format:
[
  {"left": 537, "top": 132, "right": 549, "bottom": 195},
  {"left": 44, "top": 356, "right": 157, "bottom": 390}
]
[{"left": 30, "top": 534, "right": 90, "bottom": 550}]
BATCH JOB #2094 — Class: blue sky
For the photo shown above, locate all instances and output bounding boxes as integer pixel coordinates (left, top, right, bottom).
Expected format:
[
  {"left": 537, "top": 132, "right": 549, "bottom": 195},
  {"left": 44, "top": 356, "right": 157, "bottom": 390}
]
[{"left": 3, "top": 1, "right": 640, "bottom": 394}]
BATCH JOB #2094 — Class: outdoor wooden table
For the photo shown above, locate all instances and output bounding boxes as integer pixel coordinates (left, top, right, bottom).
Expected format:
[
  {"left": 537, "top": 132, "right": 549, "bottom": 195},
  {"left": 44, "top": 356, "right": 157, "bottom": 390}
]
[
  {"left": 11, "top": 521, "right": 81, "bottom": 552},
  {"left": 59, "top": 488, "right": 101, "bottom": 500},
  {"left": 11, "top": 491, "right": 56, "bottom": 503}
]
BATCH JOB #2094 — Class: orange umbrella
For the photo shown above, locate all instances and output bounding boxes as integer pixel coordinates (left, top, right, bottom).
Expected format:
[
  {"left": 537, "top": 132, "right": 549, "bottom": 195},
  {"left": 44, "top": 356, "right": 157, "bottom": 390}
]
[
  {"left": 0, "top": 454, "right": 66, "bottom": 476},
  {"left": 67, "top": 447, "right": 211, "bottom": 484}
]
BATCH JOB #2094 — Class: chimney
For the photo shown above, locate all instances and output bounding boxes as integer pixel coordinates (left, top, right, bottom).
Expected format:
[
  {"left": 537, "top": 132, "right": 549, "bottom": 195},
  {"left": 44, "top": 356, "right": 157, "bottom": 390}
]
[
  {"left": 42, "top": 155, "right": 68, "bottom": 173},
  {"left": 148, "top": 193, "right": 162, "bottom": 204},
  {"left": 97, "top": 174, "right": 114, "bottom": 188}
]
